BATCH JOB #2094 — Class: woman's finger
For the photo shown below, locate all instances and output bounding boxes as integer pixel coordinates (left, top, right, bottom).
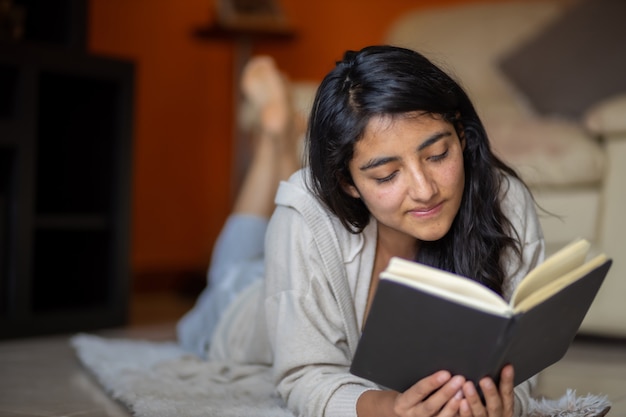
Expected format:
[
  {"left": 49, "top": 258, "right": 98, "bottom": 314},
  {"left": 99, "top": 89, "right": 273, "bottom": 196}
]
[
  {"left": 395, "top": 372, "right": 464, "bottom": 417},
  {"left": 499, "top": 365, "right": 515, "bottom": 417},
  {"left": 395, "top": 370, "right": 451, "bottom": 410},
  {"left": 480, "top": 377, "right": 503, "bottom": 417},
  {"left": 462, "top": 381, "right": 487, "bottom": 417}
]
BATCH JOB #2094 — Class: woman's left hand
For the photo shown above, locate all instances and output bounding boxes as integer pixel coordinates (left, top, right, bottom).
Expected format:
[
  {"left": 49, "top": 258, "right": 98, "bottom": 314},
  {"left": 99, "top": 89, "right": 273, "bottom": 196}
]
[{"left": 459, "top": 364, "right": 515, "bottom": 417}]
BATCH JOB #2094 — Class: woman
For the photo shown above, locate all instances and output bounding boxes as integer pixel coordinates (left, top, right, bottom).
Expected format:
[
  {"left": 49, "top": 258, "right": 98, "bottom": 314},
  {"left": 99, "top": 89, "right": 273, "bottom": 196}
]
[{"left": 180, "top": 46, "right": 544, "bottom": 417}]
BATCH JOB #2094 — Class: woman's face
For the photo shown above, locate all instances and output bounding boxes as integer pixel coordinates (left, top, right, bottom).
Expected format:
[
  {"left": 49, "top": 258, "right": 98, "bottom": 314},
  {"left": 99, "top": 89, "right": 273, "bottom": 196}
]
[{"left": 345, "top": 112, "right": 465, "bottom": 249}]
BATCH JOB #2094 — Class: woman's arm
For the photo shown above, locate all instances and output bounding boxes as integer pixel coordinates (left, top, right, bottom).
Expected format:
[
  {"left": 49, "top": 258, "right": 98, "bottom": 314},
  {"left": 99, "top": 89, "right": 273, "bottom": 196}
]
[{"left": 264, "top": 200, "right": 377, "bottom": 417}]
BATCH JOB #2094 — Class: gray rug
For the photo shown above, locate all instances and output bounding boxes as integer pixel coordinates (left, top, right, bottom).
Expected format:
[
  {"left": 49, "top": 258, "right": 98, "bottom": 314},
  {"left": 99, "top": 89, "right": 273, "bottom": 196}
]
[{"left": 71, "top": 334, "right": 611, "bottom": 417}]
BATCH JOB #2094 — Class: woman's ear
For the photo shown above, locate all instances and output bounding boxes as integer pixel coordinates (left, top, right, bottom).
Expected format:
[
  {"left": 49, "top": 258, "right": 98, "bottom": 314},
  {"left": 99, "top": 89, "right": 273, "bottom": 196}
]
[{"left": 342, "top": 181, "right": 361, "bottom": 199}]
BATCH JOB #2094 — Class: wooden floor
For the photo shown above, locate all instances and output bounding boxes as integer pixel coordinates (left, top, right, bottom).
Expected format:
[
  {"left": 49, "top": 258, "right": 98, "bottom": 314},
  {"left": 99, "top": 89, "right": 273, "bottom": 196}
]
[{"left": 129, "top": 290, "right": 198, "bottom": 327}]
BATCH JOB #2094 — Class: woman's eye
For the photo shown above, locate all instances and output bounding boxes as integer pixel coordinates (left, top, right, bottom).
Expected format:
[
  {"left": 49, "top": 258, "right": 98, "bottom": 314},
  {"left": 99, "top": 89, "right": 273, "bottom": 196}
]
[
  {"left": 376, "top": 172, "right": 397, "bottom": 183},
  {"left": 429, "top": 149, "right": 449, "bottom": 162}
]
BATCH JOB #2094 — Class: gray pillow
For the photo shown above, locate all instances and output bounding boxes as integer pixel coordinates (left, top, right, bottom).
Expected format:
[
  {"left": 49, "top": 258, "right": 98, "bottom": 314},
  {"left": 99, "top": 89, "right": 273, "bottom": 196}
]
[{"left": 499, "top": 0, "right": 626, "bottom": 119}]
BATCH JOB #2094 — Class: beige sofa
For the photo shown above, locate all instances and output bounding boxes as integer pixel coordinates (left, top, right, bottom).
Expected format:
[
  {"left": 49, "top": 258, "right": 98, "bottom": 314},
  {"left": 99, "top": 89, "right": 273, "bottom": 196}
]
[{"left": 384, "top": 1, "right": 626, "bottom": 338}]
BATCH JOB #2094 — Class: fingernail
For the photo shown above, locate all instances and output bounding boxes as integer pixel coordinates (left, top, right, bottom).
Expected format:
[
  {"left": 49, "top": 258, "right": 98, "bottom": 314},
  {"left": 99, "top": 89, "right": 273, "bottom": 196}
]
[
  {"left": 481, "top": 378, "right": 494, "bottom": 389},
  {"left": 438, "top": 371, "right": 451, "bottom": 383},
  {"left": 451, "top": 375, "right": 464, "bottom": 388},
  {"left": 455, "top": 390, "right": 464, "bottom": 400},
  {"left": 465, "top": 382, "right": 476, "bottom": 395}
]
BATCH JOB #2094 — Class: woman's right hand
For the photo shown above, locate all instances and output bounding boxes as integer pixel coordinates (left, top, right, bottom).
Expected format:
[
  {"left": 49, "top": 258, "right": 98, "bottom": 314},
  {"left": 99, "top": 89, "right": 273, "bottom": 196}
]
[
  {"left": 394, "top": 371, "right": 466, "bottom": 417},
  {"left": 357, "top": 371, "right": 466, "bottom": 417}
]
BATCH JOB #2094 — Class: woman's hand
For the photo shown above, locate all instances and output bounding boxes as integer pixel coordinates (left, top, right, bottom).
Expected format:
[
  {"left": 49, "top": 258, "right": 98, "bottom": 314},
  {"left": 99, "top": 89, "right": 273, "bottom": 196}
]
[
  {"left": 357, "top": 366, "right": 514, "bottom": 417},
  {"left": 357, "top": 370, "right": 466, "bottom": 417},
  {"left": 393, "top": 370, "right": 466, "bottom": 417},
  {"left": 459, "top": 365, "right": 515, "bottom": 417}
]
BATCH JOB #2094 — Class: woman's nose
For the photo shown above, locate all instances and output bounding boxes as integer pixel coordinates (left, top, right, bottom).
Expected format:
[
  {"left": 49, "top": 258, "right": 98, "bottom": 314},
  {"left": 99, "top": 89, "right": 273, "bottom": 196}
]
[{"left": 407, "top": 167, "right": 437, "bottom": 202}]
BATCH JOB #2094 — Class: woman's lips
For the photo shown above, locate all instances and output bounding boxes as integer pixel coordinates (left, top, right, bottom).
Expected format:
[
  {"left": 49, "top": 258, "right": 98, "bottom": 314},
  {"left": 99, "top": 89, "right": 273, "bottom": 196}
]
[{"left": 409, "top": 202, "right": 444, "bottom": 218}]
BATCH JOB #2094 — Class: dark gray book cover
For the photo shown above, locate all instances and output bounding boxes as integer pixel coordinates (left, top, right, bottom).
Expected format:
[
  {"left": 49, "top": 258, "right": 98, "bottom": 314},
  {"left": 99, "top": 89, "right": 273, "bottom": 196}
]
[{"left": 350, "top": 260, "right": 612, "bottom": 392}]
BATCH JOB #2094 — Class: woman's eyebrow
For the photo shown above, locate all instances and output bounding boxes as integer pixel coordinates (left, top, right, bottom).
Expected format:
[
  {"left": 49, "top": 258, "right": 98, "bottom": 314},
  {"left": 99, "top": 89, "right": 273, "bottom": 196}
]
[
  {"left": 359, "top": 156, "right": 399, "bottom": 171},
  {"left": 359, "top": 130, "right": 453, "bottom": 171},
  {"left": 417, "top": 130, "right": 452, "bottom": 151}
]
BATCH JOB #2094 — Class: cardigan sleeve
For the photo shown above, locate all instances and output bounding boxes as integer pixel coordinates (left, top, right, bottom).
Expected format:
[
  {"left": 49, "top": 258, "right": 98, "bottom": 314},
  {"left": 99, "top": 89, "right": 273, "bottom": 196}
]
[{"left": 264, "top": 198, "right": 377, "bottom": 417}]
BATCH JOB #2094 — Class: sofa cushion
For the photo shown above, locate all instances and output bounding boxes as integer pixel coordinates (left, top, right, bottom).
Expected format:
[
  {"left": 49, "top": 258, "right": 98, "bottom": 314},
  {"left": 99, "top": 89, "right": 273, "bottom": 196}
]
[
  {"left": 499, "top": 0, "right": 626, "bottom": 119},
  {"left": 485, "top": 117, "right": 605, "bottom": 187}
]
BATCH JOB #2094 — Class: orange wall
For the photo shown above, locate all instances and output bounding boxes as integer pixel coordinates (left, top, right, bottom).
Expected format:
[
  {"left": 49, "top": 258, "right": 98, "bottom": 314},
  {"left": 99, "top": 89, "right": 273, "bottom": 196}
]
[{"left": 88, "top": 0, "right": 477, "bottom": 279}]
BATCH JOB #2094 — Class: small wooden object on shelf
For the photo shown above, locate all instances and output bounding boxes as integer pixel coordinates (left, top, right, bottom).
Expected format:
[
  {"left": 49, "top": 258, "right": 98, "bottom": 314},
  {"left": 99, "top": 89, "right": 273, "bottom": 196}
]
[{"left": 194, "top": 0, "right": 295, "bottom": 40}]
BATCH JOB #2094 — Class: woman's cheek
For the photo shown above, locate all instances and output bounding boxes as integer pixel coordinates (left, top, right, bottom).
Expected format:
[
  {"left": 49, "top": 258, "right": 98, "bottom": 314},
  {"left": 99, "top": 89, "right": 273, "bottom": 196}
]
[
  {"left": 373, "top": 186, "right": 404, "bottom": 210},
  {"left": 440, "top": 160, "right": 464, "bottom": 186}
]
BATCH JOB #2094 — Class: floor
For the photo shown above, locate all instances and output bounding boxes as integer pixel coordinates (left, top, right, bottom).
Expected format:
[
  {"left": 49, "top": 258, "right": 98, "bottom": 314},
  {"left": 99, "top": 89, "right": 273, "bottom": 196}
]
[
  {"left": 0, "top": 291, "right": 194, "bottom": 417},
  {"left": 0, "top": 292, "right": 625, "bottom": 417}
]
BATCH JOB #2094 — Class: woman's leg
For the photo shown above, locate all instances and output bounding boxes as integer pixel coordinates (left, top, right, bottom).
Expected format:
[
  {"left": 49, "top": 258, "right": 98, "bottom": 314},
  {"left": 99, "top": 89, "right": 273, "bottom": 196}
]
[
  {"left": 233, "top": 55, "right": 302, "bottom": 218},
  {"left": 177, "top": 56, "right": 302, "bottom": 357}
]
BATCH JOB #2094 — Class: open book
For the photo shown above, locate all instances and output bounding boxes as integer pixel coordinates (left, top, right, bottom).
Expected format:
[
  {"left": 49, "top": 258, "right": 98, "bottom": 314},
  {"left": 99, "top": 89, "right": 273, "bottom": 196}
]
[{"left": 350, "top": 239, "right": 612, "bottom": 392}]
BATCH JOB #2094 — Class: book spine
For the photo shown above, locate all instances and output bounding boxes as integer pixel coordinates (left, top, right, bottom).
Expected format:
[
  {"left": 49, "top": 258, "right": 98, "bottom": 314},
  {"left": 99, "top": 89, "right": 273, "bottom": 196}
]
[{"left": 485, "top": 314, "right": 519, "bottom": 385}]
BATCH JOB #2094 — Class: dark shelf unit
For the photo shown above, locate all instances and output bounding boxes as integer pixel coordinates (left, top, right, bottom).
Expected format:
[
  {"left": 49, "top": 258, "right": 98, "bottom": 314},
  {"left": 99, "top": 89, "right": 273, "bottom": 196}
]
[
  {"left": 0, "top": 38, "right": 134, "bottom": 338},
  {"left": 11, "top": 0, "right": 88, "bottom": 50}
]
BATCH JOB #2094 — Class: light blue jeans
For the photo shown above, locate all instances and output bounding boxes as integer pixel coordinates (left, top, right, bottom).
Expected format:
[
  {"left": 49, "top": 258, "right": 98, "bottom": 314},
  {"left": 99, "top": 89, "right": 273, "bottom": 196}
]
[{"left": 176, "top": 214, "right": 267, "bottom": 358}]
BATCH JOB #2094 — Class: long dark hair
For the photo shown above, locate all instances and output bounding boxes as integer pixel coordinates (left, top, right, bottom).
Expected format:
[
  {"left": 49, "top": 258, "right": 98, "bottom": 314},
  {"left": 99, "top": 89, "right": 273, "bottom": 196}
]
[{"left": 306, "top": 45, "right": 524, "bottom": 295}]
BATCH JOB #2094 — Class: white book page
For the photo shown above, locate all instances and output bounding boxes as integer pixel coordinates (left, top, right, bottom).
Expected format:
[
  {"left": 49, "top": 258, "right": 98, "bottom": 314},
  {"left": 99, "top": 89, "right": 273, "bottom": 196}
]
[
  {"left": 383, "top": 258, "right": 511, "bottom": 316},
  {"left": 511, "top": 239, "right": 590, "bottom": 307},
  {"left": 513, "top": 253, "right": 607, "bottom": 313}
]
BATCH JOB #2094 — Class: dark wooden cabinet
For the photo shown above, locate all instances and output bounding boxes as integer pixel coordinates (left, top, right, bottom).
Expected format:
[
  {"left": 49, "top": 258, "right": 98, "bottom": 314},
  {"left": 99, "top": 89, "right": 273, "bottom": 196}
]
[{"left": 0, "top": 0, "right": 134, "bottom": 338}]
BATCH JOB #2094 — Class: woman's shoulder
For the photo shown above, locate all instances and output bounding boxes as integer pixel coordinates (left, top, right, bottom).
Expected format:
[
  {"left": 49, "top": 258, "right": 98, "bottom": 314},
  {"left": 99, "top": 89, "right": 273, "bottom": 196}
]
[
  {"left": 272, "top": 168, "right": 340, "bottom": 232},
  {"left": 498, "top": 171, "right": 544, "bottom": 246},
  {"left": 275, "top": 168, "right": 340, "bottom": 223},
  {"left": 271, "top": 168, "right": 368, "bottom": 262},
  {"left": 498, "top": 172, "right": 546, "bottom": 299},
  {"left": 499, "top": 172, "right": 535, "bottom": 216}
]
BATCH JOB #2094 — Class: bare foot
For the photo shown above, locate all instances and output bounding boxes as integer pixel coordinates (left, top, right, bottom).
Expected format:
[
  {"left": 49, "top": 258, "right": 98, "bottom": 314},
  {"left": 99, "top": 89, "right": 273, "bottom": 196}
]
[{"left": 240, "top": 56, "right": 292, "bottom": 138}]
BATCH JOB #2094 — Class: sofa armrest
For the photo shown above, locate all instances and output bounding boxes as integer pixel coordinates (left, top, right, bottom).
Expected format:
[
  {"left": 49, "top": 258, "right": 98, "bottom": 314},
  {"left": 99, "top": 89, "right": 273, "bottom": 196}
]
[
  {"left": 584, "top": 93, "right": 626, "bottom": 138},
  {"left": 580, "top": 98, "right": 626, "bottom": 337}
]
